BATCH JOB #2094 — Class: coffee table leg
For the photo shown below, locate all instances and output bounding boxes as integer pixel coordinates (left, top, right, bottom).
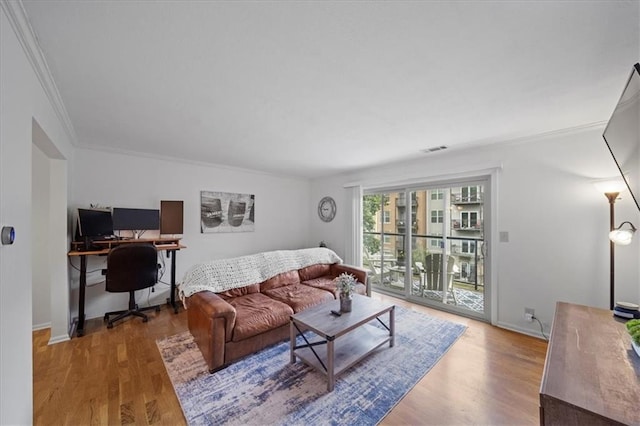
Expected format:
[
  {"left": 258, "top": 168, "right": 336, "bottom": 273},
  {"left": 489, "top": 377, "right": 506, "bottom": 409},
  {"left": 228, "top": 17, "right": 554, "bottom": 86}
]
[
  {"left": 390, "top": 306, "right": 395, "bottom": 347},
  {"left": 290, "top": 319, "right": 296, "bottom": 364},
  {"left": 327, "top": 339, "right": 335, "bottom": 392},
  {"left": 327, "top": 338, "right": 335, "bottom": 391}
]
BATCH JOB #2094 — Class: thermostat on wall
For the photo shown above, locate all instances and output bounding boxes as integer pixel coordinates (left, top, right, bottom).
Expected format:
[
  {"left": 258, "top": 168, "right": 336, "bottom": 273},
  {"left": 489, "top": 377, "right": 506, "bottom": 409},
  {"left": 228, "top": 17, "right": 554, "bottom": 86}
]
[{"left": 1, "top": 226, "right": 15, "bottom": 245}]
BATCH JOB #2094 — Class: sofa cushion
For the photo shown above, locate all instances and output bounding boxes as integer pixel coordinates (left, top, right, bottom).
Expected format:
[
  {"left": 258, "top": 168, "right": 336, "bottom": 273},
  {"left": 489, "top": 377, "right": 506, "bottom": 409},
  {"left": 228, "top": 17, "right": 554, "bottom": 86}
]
[
  {"left": 263, "top": 284, "right": 334, "bottom": 313},
  {"left": 298, "top": 264, "right": 332, "bottom": 281},
  {"left": 228, "top": 293, "right": 294, "bottom": 342},
  {"left": 301, "top": 275, "right": 339, "bottom": 297},
  {"left": 302, "top": 276, "right": 367, "bottom": 297},
  {"left": 217, "top": 283, "right": 260, "bottom": 299},
  {"left": 260, "top": 270, "right": 300, "bottom": 291}
]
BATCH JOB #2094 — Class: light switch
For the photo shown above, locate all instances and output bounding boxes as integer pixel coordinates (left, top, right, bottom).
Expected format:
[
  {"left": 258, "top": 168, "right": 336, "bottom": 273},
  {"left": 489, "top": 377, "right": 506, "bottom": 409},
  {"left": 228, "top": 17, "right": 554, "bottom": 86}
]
[{"left": 499, "top": 231, "right": 509, "bottom": 243}]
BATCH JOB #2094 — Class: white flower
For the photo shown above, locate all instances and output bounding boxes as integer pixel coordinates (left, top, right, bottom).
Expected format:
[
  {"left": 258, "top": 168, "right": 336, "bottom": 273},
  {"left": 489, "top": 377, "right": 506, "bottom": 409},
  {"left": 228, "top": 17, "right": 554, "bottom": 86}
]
[{"left": 334, "top": 272, "right": 357, "bottom": 296}]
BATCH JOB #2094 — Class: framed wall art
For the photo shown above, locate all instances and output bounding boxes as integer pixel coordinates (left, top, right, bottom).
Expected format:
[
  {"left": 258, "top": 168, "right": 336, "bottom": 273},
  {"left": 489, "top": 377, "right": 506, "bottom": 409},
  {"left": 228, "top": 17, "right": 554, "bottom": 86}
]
[{"left": 200, "top": 191, "right": 255, "bottom": 233}]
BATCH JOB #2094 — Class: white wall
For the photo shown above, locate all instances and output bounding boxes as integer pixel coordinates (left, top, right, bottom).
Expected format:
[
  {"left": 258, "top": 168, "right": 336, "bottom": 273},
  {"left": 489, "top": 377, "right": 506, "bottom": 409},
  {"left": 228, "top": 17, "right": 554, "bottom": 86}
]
[
  {"left": 47, "top": 155, "right": 70, "bottom": 343},
  {"left": 32, "top": 144, "right": 51, "bottom": 329},
  {"left": 1, "top": 5, "right": 74, "bottom": 424},
  {"left": 70, "top": 148, "right": 313, "bottom": 319},
  {"left": 310, "top": 126, "right": 640, "bottom": 337}
]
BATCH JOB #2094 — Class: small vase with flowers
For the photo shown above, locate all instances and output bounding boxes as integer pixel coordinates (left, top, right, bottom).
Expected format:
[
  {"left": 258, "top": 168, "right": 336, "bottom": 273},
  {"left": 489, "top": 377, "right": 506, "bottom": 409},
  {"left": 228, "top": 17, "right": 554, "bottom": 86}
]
[{"left": 335, "top": 272, "right": 357, "bottom": 312}]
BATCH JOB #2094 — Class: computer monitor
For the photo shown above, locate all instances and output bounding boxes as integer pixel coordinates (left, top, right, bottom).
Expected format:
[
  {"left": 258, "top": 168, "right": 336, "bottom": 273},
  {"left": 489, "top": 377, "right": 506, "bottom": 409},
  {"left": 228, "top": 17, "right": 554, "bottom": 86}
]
[
  {"left": 112, "top": 208, "right": 160, "bottom": 231},
  {"left": 77, "top": 209, "right": 114, "bottom": 238}
]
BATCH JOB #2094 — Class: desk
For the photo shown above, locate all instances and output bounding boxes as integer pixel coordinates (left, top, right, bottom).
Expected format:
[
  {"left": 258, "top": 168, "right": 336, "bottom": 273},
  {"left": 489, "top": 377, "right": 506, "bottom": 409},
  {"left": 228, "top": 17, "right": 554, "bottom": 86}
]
[{"left": 68, "top": 237, "right": 186, "bottom": 337}]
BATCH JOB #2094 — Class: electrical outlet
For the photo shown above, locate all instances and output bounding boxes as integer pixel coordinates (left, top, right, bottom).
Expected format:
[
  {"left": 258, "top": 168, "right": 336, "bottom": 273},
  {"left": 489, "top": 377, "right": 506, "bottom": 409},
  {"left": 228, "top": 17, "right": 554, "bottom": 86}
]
[{"left": 524, "top": 307, "right": 535, "bottom": 322}]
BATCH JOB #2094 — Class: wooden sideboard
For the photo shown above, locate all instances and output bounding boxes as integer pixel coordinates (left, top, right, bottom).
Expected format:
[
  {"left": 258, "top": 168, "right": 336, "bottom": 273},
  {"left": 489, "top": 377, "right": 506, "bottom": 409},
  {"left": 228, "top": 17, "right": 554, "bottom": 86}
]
[{"left": 539, "top": 302, "right": 640, "bottom": 425}]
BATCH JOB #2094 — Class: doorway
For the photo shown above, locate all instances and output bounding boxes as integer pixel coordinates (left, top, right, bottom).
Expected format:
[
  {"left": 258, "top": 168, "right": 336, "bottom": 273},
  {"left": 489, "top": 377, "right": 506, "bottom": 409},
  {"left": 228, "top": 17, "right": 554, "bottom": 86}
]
[{"left": 31, "top": 118, "right": 70, "bottom": 343}]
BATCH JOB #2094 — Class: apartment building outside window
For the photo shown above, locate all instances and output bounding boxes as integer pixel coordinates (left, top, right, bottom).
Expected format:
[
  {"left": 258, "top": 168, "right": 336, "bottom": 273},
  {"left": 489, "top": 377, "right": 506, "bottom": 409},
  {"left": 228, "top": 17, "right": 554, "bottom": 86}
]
[
  {"left": 461, "top": 186, "right": 480, "bottom": 202},
  {"left": 461, "top": 211, "right": 479, "bottom": 229},
  {"left": 461, "top": 240, "right": 475, "bottom": 254},
  {"left": 430, "top": 210, "right": 443, "bottom": 224}
]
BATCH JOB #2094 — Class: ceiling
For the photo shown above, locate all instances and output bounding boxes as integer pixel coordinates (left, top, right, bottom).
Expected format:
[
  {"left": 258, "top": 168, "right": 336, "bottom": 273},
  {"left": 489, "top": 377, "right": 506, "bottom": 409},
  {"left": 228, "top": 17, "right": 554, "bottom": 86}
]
[{"left": 21, "top": 1, "right": 639, "bottom": 178}]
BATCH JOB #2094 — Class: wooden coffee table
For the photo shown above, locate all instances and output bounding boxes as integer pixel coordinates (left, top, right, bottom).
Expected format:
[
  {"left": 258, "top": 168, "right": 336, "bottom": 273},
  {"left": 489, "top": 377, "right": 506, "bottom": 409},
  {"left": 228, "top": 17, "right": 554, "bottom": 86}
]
[{"left": 289, "top": 294, "right": 395, "bottom": 391}]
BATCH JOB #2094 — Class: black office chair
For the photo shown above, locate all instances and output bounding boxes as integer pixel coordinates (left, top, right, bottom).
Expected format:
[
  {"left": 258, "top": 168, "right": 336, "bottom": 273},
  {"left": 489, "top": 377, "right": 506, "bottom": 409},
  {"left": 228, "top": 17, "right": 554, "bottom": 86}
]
[{"left": 104, "top": 243, "right": 161, "bottom": 328}]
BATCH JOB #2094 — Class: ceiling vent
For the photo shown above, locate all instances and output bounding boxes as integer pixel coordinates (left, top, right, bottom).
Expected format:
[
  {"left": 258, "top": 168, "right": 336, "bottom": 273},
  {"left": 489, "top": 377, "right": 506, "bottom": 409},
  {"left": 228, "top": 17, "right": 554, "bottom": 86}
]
[{"left": 421, "top": 145, "right": 448, "bottom": 153}]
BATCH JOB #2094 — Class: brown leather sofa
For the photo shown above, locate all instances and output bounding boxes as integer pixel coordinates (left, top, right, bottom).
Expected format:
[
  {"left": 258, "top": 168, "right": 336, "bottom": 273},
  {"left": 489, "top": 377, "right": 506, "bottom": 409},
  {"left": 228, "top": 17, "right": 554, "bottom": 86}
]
[{"left": 186, "top": 262, "right": 367, "bottom": 372}]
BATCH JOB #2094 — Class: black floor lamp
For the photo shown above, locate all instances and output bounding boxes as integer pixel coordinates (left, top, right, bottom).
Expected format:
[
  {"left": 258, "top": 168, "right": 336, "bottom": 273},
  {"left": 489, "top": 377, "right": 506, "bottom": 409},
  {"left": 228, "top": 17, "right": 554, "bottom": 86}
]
[
  {"left": 598, "top": 179, "right": 638, "bottom": 310},
  {"left": 604, "top": 191, "right": 619, "bottom": 310}
]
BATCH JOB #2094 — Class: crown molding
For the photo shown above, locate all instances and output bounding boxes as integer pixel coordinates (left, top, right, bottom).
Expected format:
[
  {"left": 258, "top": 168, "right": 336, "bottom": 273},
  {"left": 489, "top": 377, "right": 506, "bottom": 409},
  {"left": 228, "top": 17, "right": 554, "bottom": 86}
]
[
  {"left": 1, "top": 0, "right": 78, "bottom": 145},
  {"left": 75, "top": 144, "right": 313, "bottom": 181},
  {"left": 451, "top": 120, "right": 607, "bottom": 152}
]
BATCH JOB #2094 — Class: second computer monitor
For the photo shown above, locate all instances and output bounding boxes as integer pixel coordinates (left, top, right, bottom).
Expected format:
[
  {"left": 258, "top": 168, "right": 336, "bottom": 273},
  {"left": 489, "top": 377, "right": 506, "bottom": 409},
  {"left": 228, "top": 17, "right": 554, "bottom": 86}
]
[{"left": 112, "top": 208, "right": 160, "bottom": 231}]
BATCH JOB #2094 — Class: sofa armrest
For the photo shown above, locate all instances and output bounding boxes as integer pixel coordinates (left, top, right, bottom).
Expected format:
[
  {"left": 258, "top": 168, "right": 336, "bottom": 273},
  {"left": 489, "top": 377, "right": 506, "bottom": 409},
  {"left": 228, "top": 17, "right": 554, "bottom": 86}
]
[
  {"left": 332, "top": 264, "right": 369, "bottom": 296},
  {"left": 186, "top": 291, "right": 237, "bottom": 372},
  {"left": 187, "top": 291, "right": 237, "bottom": 335}
]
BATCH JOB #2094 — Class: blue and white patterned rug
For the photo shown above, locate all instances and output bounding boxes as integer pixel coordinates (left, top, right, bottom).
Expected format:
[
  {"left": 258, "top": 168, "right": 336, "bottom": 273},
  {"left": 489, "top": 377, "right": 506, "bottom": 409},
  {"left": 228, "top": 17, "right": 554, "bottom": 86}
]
[{"left": 157, "top": 306, "right": 466, "bottom": 426}]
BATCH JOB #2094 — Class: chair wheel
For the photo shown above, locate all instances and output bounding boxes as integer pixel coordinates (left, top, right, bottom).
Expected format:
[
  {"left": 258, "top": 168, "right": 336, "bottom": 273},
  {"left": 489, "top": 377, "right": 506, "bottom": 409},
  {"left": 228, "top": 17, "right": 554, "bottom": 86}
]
[
  {"left": 143, "top": 317, "right": 148, "bottom": 323},
  {"left": 103, "top": 315, "right": 108, "bottom": 322},
  {"left": 155, "top": 306, "right": 161, "bottom": 312},
  {"left": 107, "top": 323, "right": 113, "bottom": 329}
]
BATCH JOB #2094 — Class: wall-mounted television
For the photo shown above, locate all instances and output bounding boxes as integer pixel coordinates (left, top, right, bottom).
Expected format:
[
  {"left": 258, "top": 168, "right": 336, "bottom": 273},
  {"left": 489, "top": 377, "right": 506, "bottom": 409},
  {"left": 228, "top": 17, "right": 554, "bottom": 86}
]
[
  {"left": 603, "top": 63, "right": 640, "bottom": 212},
  {"left": 112, "top": 208, "right": 160, "bottom": 231}
]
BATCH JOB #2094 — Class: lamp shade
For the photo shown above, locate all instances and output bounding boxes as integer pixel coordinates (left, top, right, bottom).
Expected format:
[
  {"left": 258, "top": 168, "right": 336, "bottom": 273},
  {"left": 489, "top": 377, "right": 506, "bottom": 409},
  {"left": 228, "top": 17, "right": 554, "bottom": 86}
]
[
  {"left": 593, "top": 177, "right": 628, "bottom": 194},
  {"left": 609, "top": 221, "right": 637, "bottom": 245}
]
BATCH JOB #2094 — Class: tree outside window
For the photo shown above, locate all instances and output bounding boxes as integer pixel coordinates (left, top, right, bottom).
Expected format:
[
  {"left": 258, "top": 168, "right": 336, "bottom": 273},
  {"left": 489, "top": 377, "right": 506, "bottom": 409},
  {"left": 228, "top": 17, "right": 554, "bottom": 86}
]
[{"left": 363, "top": 194, "right": 388, "bottom": 256}]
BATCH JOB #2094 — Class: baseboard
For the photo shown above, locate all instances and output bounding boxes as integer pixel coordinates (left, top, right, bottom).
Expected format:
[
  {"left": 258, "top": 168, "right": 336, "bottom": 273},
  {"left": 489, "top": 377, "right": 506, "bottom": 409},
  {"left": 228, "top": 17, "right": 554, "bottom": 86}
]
[
  {"left": 49, "top": 333, "right": 71, "bottom": 345},
  {"left": 32, "top": 322, "right": 51, "bottom": 331},
  {"left": 495, "top": 320, "right": 549, "bottom": 340},
  {"left": 33, "top": 323, "right": 71, "bottom": 344}
]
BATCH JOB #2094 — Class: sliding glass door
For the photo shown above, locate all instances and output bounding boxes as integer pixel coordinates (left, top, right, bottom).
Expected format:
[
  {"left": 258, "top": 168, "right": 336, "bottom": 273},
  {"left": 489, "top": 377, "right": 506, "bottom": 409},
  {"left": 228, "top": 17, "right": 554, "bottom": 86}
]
[{"left": 363, "top": 179, "right": 488, "bottom": 320}]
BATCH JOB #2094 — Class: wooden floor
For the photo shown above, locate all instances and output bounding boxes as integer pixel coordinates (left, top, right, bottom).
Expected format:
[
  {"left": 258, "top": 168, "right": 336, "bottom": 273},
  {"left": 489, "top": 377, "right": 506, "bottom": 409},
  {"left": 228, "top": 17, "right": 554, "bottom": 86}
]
[{"left": 33, "top": 293, "right": 548, "bottom": 425}]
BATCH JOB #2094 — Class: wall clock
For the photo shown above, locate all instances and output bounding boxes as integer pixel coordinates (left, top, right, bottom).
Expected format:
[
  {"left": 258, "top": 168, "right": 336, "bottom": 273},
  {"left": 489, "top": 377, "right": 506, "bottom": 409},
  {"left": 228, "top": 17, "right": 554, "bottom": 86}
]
[{"left": 318, "top": 196, "right": 337, "bottom": 222}]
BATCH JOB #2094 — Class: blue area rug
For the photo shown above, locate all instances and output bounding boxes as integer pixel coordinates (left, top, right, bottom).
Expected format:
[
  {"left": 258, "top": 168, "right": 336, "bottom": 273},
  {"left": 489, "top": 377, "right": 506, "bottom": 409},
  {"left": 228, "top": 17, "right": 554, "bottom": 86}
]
[{"left": 157, "top": 306, "right": 466, "bottom": 425}]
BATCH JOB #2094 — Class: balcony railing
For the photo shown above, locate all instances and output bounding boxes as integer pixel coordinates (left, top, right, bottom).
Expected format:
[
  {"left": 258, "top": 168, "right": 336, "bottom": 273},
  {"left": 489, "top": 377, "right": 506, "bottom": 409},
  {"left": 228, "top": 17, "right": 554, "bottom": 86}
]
[
  {"left": 451, "top": 193, "right": 483, "bottom": 204},
  {"left": 396, "top": 194, "right": 418, "bottom": 207},
  {"left": 396, "top": 220, "right": 418, "bottom": 227},
  {"left": 451, "top": 220, "right": 482, "bottom": 230},
  {"left": 396, "top": 220, "right": 418, "bottom": 233}
]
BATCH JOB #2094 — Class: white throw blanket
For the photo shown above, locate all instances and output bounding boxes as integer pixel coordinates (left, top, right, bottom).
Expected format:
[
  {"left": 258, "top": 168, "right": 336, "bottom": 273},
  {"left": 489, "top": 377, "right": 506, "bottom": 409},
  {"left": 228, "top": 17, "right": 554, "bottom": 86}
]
[{"left": 178, "top": 248, "right": 343, "bottom": 303}]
